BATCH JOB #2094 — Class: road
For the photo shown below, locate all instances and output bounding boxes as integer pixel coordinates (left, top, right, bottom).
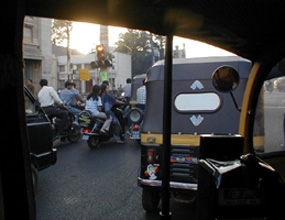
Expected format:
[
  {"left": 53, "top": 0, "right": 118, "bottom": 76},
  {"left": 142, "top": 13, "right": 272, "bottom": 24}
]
[
  {"left": 35, "top": 136, "right": 195, "bottom": 220},
  {"left": 263, "top": 90, "right": 285, "bottom": 152},
  {"left": 34, "top": 90, "right": 285, "bottom": 220}
]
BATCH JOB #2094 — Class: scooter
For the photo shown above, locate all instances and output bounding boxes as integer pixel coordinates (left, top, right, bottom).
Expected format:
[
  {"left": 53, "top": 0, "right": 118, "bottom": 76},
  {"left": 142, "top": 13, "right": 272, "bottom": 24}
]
[{"left": 78, "top": 104, "right": 126, "bottom": 149}]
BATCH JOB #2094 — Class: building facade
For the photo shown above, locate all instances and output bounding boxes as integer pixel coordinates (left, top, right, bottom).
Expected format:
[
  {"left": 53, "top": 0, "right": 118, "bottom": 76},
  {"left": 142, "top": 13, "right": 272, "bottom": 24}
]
[
  {"left": 23, "top": 16, "right": 55, "bottom": 95},
  {"left": 55, "top": 51, "right": 131, "bottom": 94},
  {"left": 23, "top": 16, "right": 132, "bottom": 96}
]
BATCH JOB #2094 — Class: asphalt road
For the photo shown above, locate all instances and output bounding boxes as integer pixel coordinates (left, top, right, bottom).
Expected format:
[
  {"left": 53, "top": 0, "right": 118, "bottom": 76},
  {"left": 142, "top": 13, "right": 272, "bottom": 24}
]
[
  {"left": 264, "top": 90, "right": 285, "bottom": 152},
  {"left": 35, "top": 136, "right": 195, "bottom": 220}
]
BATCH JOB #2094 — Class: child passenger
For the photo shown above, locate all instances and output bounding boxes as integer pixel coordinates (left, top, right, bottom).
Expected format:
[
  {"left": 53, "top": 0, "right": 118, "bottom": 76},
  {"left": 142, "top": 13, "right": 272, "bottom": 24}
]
[{"left": 85, "top": 85, "right": 112, "bottom": 133}]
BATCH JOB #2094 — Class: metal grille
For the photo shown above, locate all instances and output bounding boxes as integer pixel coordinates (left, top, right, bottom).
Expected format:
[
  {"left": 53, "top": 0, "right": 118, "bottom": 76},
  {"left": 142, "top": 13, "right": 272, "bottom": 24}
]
[{"left": 170, "top": 145, "right": 199, "bottom": 183}]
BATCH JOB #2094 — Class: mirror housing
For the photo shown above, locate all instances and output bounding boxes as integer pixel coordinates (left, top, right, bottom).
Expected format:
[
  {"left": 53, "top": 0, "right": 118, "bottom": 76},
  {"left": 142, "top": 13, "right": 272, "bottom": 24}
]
[{"left": 212, "top": 66, "right": 240, "bottom": 93}]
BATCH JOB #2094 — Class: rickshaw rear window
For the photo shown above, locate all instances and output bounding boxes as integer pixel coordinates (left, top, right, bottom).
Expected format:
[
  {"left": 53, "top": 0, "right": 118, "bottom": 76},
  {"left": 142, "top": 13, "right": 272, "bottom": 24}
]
[{"left": 174, "top": 92, "right": 221, "bottom": 112}]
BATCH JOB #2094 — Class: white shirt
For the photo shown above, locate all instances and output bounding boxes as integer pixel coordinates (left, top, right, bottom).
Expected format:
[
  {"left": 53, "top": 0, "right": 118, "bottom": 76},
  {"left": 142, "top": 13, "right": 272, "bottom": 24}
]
[
  {"left": 136, "top": 85, "right": 146, "bottom": 104},
  {"left": 122, "top": 84, "right": 132, "bottom": 98},
  {"left": 38, "top": 86, "right": 63, "bottom": 107},
  {"left": 85, "top": 97, "right": 102, "bottom": 116}
]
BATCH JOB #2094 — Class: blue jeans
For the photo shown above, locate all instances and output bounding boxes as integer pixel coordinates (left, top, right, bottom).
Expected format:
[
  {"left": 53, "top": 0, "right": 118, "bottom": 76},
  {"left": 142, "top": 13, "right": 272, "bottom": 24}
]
[{"left": 68, "top": 106, "right": 81, "bottom": 122}]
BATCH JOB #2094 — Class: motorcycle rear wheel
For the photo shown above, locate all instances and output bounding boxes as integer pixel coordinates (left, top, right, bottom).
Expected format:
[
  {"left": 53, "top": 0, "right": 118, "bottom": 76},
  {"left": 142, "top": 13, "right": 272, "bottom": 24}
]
[
  {"left": 67, "top": 124, "right": 81, "bottom": 143},
  {"left": 87, "top": 136, "right": 100, "bottom": 149}
]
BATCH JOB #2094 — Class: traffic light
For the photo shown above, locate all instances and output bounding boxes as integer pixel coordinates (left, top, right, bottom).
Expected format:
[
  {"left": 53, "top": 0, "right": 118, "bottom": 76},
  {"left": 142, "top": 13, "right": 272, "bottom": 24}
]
[
  {"left": 90, "top": 45, "right": 113, "bottom": 69},
  {"left": 96, "top": 45, "right": 105, "bottom": 60},
  {"left": 90, "top": 60, "right": 112, "bottom": 69}
]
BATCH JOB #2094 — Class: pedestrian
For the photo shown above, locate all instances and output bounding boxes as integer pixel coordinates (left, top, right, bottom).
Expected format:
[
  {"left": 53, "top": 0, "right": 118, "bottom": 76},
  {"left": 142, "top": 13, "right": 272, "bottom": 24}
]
[
  {"left": 122, "top": 78, "right": 132, "bottom": 101},
  {"left": 38, "top": 79, "right": 69, "bottom": 135},
  {"left": 136, "top": 79, "right": 147, "bottom": 111},
  {"left": 27, "top": 79, "right": 35, "bottom": 96},
  {"left": 85, "top": 85, "right": 112, "bottom": 133}
]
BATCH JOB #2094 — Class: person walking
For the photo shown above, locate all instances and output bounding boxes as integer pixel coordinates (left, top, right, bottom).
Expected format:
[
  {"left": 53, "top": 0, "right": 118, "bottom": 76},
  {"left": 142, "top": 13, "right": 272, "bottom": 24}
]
[{"left": 27, "top": 79, "right": 35, "bottom": 96}]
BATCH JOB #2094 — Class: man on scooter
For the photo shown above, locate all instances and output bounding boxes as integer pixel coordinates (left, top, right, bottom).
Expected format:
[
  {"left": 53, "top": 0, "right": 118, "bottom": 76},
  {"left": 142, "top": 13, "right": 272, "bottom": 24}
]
[
  {"left": 38, "top": 79, "right": 69, "bottom": 135},
  {"left": 100, "top": 83, "right": 125, "bottom": 143},
  {"left": 60, "top": 80, "right": 85, "bottom": 121}
]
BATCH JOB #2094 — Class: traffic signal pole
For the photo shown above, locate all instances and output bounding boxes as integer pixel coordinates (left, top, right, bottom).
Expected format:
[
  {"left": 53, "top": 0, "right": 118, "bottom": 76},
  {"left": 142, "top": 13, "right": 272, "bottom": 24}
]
[{"left": 160, "top": 33, "right": 173, "bottom": 220}]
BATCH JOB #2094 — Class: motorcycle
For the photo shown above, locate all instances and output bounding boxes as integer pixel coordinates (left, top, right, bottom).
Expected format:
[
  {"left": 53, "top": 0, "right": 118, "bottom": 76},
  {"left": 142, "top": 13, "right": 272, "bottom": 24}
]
[
  {"left": 78, "top": 102, "right": 126, "bottom": 149},
  {"left": 48, "top": 106, "right": 82, "bottom": 143}
]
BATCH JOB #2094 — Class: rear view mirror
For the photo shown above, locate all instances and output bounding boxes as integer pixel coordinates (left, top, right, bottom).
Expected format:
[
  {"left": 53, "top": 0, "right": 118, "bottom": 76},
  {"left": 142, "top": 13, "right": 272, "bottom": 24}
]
[{"left": 212, "top": 66, "right": 240, "bottom": 93}]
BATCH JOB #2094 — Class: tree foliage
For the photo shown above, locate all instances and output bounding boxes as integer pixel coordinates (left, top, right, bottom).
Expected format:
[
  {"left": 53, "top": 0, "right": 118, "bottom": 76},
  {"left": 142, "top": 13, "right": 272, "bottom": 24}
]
[
  {"left": 51, "top": 20, "right": 73, "bottom": 47},
  {"left": 51, "top": 19, "right": 73, "bottom": 61},
  {"left": 115, "top": 30, "right": 165, "bottom": 77}
]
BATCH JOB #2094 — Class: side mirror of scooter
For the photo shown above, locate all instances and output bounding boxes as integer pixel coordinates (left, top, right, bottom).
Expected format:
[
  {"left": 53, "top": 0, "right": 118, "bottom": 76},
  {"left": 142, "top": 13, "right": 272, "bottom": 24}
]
[{"left": 212, "top": 66, "right": 241, "bottom": 112}]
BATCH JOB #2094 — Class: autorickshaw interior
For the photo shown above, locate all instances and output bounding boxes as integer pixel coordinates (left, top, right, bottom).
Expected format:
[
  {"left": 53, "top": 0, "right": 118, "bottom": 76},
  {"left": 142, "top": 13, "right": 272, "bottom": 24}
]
[{"left": 3, "top": 1, "right": 285, "bottom": 220}]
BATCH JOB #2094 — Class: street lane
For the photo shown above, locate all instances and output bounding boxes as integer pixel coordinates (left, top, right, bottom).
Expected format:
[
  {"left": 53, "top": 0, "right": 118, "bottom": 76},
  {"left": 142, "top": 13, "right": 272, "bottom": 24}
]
[{"left": 35, "top": 136, "right": 195, "bottom": 220}]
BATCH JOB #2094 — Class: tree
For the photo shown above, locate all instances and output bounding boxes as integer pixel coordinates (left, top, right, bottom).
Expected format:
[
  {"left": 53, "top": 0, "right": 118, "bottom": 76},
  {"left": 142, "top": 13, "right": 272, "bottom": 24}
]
[
  {"left": 115, "top": 30, "right": 165, "bottom": 77},
  {"left": 51, "top": 19, "right": 73, "bottom": 78},
  {"left": 51, "top": 20, "right": 73, "bottom": 46}
]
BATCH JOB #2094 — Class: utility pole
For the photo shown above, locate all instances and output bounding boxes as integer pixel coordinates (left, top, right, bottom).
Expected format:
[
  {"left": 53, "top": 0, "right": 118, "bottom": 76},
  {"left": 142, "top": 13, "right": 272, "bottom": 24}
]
[{"left": 99, "top": 25, "right": 109, "bottom": 84}]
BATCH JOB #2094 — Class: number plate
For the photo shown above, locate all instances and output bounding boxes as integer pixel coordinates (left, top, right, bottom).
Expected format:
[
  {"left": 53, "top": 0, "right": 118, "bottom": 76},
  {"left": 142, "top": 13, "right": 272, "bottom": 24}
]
[
  {"left": 82, "top": 135, "right": 89, "bottom": 140},
  {"left": 131, "top": 130, "right": 140, "bottom": 139}
]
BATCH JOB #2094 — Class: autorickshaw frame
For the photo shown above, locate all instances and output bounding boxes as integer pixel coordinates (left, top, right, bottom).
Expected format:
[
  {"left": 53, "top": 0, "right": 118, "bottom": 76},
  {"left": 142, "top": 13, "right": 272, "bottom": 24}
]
[
  {"left": 3, "top": 1, "right": 285, "bottom": 220},
  {"left": 138, "top": 56, "right": 252, "bottom": 209}
]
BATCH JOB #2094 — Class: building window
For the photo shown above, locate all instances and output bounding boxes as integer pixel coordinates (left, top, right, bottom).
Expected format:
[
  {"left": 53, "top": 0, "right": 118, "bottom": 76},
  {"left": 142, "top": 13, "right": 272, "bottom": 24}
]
[
  {"left": 59, "top": 65, "right": 65, "bottom": 72},
  {"left": 85, "top": 64, "right": 92, "bottom": 70},
  {"left": 24, "top": 25, "right": 33, "bottom": 43}
]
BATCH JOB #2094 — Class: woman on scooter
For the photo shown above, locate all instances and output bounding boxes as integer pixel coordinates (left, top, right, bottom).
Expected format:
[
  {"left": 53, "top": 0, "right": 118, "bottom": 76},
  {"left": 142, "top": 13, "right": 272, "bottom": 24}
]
[{"left": 85, "top": 85, "right": 112, "bottom": 133}]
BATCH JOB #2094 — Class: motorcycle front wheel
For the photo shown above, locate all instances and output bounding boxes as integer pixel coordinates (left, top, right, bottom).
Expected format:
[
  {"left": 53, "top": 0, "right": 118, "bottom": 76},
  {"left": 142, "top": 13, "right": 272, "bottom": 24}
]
[{"left": 87, "top": 136, "right": 100, "bottom": 149}]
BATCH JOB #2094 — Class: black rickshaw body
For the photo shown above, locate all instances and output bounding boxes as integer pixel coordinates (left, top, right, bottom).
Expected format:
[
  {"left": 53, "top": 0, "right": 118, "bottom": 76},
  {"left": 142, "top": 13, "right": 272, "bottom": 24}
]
[
  {"left": 127, "top": 74, "right": 146, "bottom": 140},
  {"left": 138, "top": 56, "right": 251, "bottom": 195},
  {"left": 24, "top": 87, "right": 57, "bottom": 171}
]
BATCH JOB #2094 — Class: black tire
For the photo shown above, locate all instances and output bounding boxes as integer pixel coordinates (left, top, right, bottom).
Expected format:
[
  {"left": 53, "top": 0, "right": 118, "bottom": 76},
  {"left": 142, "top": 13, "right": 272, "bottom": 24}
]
[
  {"left": 142, "top": 188, "right": 160, "bottom": 212},
  {"left": 67, "top": 124, "right": 81, "bottom": 143},
  {"left": 87, "top": 136, "right": 100, "bottom": 149}
]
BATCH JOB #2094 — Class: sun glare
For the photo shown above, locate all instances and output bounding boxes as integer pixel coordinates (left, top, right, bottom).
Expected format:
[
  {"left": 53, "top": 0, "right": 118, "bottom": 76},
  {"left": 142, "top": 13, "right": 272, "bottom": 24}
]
[{"left": 70, "top": 22, "right": 235, "bottom": 57}]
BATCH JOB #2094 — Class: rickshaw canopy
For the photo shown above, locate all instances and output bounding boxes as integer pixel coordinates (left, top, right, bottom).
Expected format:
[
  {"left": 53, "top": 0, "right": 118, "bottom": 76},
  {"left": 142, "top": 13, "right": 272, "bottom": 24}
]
[{"left": 143, "top": 56, "right": 252, "bottom": 135}]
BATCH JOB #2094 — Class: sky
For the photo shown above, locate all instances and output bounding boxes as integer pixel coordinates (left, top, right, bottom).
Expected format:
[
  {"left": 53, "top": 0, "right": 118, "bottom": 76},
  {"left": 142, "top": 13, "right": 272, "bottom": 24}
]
[{"left": 70, "top": 21, "right": 236, "bottom": 57}]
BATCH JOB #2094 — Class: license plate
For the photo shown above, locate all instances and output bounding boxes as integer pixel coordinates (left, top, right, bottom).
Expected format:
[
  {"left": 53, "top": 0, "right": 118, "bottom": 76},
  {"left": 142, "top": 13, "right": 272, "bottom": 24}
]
[
  {"left": 131, "top": 130, "right": 140, "bottom": 139},
  {"left": 219, "top": 188, "right": 263, "bottom": 206},
  {"left": 82, "top": 135, "right": 89, "bottom": 140}
]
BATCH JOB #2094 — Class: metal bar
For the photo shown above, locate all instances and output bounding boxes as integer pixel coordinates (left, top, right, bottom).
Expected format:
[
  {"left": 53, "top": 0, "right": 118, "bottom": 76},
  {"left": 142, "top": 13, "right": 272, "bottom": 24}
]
[{"left": 160, "top": 34, "right": 173, "bottom": 220}]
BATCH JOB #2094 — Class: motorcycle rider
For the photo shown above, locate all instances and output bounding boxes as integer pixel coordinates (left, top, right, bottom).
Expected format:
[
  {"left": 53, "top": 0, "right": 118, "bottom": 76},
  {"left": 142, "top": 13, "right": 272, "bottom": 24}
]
[
  {"left": 85, "top": 85, "right": 112, "bottom": 133},
  {"left": 60, "top": 80, "right": 85, "bottom": 121},
  {"left": 38, "top": 79, "right": 69, "bottom": 135},
  {"left": 100, "top": 83, "right": 125, "bottom": 143}
]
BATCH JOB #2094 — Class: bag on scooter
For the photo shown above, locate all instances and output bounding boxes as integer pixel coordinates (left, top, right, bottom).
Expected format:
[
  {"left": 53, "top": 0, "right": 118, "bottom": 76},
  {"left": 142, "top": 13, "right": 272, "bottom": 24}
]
[{"left": 78, "top": 110, "right": 92, "bottom": 128}]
